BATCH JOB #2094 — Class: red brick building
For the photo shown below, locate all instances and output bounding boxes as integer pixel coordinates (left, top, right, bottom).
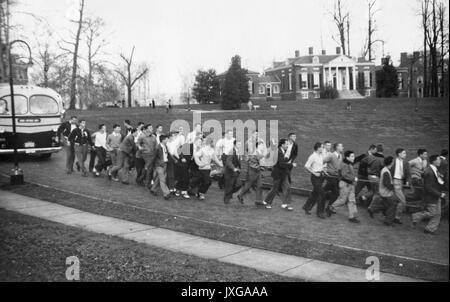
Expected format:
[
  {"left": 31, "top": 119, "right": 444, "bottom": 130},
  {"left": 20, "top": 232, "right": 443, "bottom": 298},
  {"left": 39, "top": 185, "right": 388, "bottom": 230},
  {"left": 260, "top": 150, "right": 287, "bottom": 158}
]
[{"left": 264, "top": 47, "right": 377, "bottom": 100}]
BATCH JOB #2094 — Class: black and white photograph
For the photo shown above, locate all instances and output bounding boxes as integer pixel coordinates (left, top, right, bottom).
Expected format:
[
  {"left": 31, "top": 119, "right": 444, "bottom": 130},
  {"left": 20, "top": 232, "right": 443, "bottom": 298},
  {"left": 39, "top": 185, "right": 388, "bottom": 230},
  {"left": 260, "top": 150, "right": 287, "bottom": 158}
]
[{"left": 0, "top": 0, "right": 448, "bottom": 288}]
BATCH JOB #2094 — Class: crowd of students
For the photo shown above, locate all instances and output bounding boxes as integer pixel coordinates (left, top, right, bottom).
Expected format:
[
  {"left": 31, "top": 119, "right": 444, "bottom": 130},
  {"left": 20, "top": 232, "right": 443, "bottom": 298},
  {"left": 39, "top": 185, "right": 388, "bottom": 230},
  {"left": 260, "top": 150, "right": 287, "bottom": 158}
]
[{"left": 57, "top": 116, "right": 449, "bottom": 234}]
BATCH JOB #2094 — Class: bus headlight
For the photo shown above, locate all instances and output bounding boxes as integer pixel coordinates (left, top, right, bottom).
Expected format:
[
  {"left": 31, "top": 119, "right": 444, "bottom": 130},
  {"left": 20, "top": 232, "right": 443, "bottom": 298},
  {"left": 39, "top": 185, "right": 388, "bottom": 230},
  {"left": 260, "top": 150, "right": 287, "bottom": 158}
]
[
  {"left": 0, "top": 127, "right": 5, "bottom": 134},
  {"left": 53, "top": 128, "right": 58, "bottom": 133}
]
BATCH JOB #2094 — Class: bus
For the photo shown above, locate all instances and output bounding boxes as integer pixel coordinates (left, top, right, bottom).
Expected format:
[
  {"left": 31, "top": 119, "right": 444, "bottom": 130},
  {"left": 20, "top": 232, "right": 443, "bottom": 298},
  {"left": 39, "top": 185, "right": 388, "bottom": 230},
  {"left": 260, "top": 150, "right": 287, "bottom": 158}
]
[{"left": 0, "top": 84, "right": 64, "bottom": 158}]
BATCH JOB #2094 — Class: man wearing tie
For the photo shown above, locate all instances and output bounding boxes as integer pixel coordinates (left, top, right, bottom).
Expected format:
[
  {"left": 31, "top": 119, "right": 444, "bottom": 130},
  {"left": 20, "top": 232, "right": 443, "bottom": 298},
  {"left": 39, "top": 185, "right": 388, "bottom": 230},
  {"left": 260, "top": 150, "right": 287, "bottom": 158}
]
[
  {"left": 390, "top": 148, "right": 411, "bottom": 224},
  {"left": 57, "top": 116, "right": 78, "bottom": 174},
  {"left": 68, "top": 120, "right": 93, "bottom": 177},
  {"left": 412, "top": 155, "right": 446, "bottom": 234}
]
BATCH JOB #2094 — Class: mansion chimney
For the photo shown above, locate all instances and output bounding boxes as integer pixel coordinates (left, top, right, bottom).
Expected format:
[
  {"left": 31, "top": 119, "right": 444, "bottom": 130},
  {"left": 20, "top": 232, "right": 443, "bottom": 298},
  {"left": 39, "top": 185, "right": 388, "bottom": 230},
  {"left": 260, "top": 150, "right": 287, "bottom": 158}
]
[
  {"left": 400, "top": 52, "right": 408, "bottom": 67},
  {"left": 336, "top": 47, "right": 341, "bottom": 55},
  {"left": 322, "top": 50, "right": 326, "bottom": 55},
  {"left": 308, "top": 47, "right": 314, "bottom": 55},
  {"left": 295, "top": 50, "right": 300, "bottom": 58}
]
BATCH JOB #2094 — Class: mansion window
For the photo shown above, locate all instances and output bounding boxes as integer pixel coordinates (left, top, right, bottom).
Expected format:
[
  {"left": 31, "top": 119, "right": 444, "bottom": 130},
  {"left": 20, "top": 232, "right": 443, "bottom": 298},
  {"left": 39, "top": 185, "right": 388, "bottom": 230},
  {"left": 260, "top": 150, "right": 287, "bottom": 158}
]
[
  {"left": 300, "top": 73, "right": 308, "bottom": 89},
  {"left": 273, "top": 85, "right": 279, "bottom": 94},
  {"left": 259, "top": 85, "right": 265, "bottom": 95},
  {"left": 313, "top": 73, "right": 320, "bottom": 89},
  {"left": 417, "top": 76, "right": 423, "bottom": 85},
  {"left": 398, "top": 74, "right": 404, "bottom": 90},
  {"left": 364, "top": 71, "right": 370, "bottom": 88}
]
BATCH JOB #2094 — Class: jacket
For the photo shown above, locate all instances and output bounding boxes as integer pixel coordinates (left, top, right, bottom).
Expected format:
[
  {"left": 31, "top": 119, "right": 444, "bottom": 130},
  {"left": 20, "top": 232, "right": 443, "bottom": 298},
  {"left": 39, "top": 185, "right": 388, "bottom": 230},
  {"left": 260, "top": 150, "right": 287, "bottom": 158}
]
[
  {"left": 68, "top": 127, "right": 93, "bottom": 146},
  {"left": 367, "top": 153, "right": 385, "bottom": 176},
  {"left": 423, "top": 166, "right": 445, "bottom": 204},
  {"left": 119, "top": 134, "right": 136, "bottom": 156},
  {"left": 271, "top": 148, "right": 292, "bottom": 180},
  {"left": 339, "top": 159, "right": 355, "bottom": 185},
  {"left": 389, "top": 158, "right": 411, "bottom": 184}
]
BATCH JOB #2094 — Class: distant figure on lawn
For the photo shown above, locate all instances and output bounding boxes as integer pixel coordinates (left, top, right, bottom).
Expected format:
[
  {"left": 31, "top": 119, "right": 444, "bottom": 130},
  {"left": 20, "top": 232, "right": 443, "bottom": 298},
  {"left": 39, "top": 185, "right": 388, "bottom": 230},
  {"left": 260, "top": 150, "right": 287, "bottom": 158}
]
[
  {"left": 152, "top": 99, "right": 155, "bottom": 109},
  {"left": 247, "top": 100, "right": 253, "bottom": 111},
  {"left": 346, "top": 102, "right": 352, "bottom": 111}
]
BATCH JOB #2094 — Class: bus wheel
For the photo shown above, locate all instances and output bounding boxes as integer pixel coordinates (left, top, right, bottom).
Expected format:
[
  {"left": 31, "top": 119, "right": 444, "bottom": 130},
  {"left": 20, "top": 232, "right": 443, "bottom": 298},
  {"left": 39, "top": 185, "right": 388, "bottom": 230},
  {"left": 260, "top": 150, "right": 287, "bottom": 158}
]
[{"left": 40, "top": 153, "right": 52, "bottom": 160}]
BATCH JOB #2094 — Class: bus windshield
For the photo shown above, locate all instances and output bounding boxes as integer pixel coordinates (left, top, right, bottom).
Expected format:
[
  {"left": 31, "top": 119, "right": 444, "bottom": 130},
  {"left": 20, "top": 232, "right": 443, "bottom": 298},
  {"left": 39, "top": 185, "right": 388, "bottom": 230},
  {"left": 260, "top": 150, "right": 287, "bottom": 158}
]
[
  {"left": 30, "top": 95, "right": 59, "bottom": 115},
  {"left": 0, "top": 95, "right": 28, "bottom": 115}
]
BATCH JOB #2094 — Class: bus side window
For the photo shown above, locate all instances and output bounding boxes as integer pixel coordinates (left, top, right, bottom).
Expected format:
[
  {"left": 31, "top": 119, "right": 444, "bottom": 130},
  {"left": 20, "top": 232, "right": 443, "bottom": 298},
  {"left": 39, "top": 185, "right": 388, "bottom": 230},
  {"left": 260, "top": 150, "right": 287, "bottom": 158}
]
[{"left": 0, "top": 99, "right": 8, "bottom": 115}]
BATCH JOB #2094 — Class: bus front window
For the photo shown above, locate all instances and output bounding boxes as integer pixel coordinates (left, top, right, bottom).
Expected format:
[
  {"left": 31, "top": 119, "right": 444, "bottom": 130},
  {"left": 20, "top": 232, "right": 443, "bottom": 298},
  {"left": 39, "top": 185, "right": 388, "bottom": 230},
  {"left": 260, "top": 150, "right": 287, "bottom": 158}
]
[
  {"left": 30, "top": 95, "right": 59, "bottom": 115},
  {"left": 0, "top": 96, "right": 28, "bottom": 115}
]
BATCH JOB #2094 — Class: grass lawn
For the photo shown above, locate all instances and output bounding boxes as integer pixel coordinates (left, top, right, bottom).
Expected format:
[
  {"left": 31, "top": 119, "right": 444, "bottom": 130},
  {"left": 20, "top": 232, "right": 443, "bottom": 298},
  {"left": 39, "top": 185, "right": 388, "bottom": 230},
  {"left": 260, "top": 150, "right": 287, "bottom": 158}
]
[{"left": 0, "top": 209, "right": 300, "bottom": 282}]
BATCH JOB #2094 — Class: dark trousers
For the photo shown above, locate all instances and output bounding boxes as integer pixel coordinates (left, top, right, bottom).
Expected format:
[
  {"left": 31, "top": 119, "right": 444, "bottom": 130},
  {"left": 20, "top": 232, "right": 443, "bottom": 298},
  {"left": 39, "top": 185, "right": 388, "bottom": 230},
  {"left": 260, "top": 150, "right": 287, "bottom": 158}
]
[
  {"left": 324, "top": 175, "right": 339, "bottom": 207},
  {"left": 65, "top": 144, "right": 75, "bottom": 172},
  {"left": 304, "top": 174, "right": 326, "bottom": 214},
  {"left": 369, "top": 195, "right": 398, "bottom": 225},
  {"left": 89, "top": 148, "right": 97, "bottom": 172},
  {"left": 110, "top": 151, "right": 131, "bottom": 183},
  {"left": 135, "top": 157, "right": 146, "bottom": 184},
  {"left": 191, "top": 169, "right": 212, "bottom": 194},
  {"left": 167, "top": 159, "right": 176, "bottom": 190},
  {"left": 265, "top": 174, "right": 291, "bottom": 205},
  {"left": 74, "top": 144, "right": 89, "bottom": 173},
  {"left": 143, "top": 154, "right": 156, "bottom": 188},
  {"left": 175, "top": 163, "right": 190, "bottom": 191},
  {"left": 224, "top": 170, "right": 241, "bottom": 203},
  {"left": 239, "top": 168, "right": 263, "bottom": 202},
  {"left": 94, "top": 147, "right": 107, "bottom": 172}
]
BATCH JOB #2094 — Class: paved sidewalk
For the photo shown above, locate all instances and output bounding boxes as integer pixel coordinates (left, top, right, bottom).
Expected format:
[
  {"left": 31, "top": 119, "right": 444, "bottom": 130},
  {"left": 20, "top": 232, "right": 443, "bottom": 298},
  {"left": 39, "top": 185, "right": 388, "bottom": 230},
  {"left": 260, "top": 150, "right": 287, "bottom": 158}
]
[{"left": 0, "top": 190, "right": 424, "bottom": 282}]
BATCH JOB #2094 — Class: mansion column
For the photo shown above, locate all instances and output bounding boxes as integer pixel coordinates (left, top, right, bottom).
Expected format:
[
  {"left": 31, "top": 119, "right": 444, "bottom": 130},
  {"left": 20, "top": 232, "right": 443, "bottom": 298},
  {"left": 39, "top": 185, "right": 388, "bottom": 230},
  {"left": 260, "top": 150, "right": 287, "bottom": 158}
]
[
  {"left": 336, "top": 66, "right": 340, "bottom": 90},
  {"left": 328, "top": 65, "right": 332, "bottom": 86},
  {"left": 345, "top": 67, "right": 350, "bottom": 90},
  {"left": 352, "top": 67, "right": 357, "bottom": 90}
]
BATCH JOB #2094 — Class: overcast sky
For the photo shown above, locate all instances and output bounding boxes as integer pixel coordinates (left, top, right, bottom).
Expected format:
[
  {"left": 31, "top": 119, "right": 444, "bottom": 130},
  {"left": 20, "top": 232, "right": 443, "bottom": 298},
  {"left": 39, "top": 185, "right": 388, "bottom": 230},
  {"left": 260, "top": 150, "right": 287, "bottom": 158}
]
[{"left": 12, "top": 0, "right": 442, "bottom": 100}]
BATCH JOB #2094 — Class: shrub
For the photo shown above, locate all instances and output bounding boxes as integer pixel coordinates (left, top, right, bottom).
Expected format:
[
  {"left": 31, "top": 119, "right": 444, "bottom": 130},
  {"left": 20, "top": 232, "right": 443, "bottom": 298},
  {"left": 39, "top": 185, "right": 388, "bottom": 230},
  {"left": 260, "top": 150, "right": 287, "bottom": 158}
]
[{"left": 320, "top": 85, "right": 339, "bottom": 99}]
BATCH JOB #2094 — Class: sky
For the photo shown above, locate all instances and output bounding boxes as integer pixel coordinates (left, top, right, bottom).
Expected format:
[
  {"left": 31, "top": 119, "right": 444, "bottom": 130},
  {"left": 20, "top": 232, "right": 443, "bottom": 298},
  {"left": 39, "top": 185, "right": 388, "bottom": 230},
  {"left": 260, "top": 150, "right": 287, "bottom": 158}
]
[{"left": 11, "top": 0, "right": 442, "bottom": 102}]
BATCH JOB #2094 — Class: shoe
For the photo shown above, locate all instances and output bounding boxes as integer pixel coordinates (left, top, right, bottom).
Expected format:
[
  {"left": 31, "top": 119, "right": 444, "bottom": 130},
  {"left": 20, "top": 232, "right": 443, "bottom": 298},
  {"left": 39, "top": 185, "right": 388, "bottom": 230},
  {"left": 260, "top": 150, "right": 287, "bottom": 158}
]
[
  {"left": 349, "top": 217, "right": 361, "bottom": 223},
  {"left": 393, "top": 218, "right": 403, "bottom": 225},
  {"left": 175, "top": 191, "right": 181, "bottom": 197},
  {"left": 182, "top": 193, "right": 190, "bottom": 199},
  {"left": 424, "top": 229, "right": 435, "bottom": 235},
  {"left": 265, "top": 205, "right": 272, "bottom": 209},
  {"left": 164, "top": 195, "right": 171, "bottom": 200},
  {"left": 66, "top": 170, "right": 72, "bottom": 175},
  {"left": 255, "top": 201, "right": 266, "bottom": 206},
  {"left": 302, "top": 206, "right": 311, "bottom": 215},
  {"left": 281, "top": 204, "right": 294, "bottom": 211},
  {"left": 108, "top": 173, "right": 112, "bottom": 181},
  {"left": 76, "top": 162, "right": 81, "bottom": 172},
  {"left": 368, "top": 208, "right": 374, "bottom": 219},
  {"left": 237, "top": 195, "right": 244, "bottom": 204},
  {"left": 82, "top": 171, "right": 87, "bottom": 177},
  {"left": 150, "top": 190, "right": 157, "bottom": 196},
  {"left": 121, "top": 181, "right": 130, "bottom": 185},
  {"left": 199, "top": 193, "right": 205, "bottom": 201},
  {"left": 112, "top": 177, "right": 119, "bottom": 182},
  {"left": 326, "top": 206, "right": 335, "bottom": 217},
  {"left": 317, "top": 213, "right": 326, "bottom": 219}
]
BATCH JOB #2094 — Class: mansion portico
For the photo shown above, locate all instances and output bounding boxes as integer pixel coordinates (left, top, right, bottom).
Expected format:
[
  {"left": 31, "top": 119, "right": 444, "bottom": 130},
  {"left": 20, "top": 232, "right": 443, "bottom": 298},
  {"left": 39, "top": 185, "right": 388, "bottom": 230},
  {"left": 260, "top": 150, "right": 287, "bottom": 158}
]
[{"left": 264, "top": 47, "right": 377, "bottom": 100}]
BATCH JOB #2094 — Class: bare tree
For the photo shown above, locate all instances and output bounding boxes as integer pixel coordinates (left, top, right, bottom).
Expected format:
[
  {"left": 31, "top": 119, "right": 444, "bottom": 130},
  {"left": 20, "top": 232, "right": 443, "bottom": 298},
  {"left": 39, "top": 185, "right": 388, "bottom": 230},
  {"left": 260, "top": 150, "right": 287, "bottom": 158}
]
[
  {"left": 58, "top": 0, "right": 86, "bottom": 109},
  {"left": 331, "top": 0, "right": 350, "bottom": 55},
  {"left": 421, "top": 0, "right": 430, "bottom": 97},
  {"left": 83, "top": 16, "right": 107, "bottom": 108},
  {"left": 362, "top": 0, "right": 383, "bottom": 61},
  {"left": 33, "top": 29, "right": 65, "bottom": 87},
  {"left": 438, "top": 2, "right": 448, "bottom": 96},
  {"left": 116, "top": 46, "right": 149, "bottom": 108}
]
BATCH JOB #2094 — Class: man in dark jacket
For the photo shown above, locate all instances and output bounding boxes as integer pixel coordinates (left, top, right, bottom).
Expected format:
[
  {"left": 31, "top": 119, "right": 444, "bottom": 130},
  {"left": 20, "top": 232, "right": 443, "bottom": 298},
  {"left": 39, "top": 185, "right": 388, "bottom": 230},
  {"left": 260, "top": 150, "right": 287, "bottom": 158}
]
[
  {"left": 57, "top": 116, "right": 78, "bottom": 174},
  {"left": 354, "top": 144, "right": 377, "bottom": 204},
  {"left": 264, "top": 139, "right": 293, "bottom": 211},
  {"left": 412, "top": 155, "right": 446, "bottom": 234},
  {"left": 366, "top": 144, "right": 385, "bottom": 204},
  {"left": 109, "top": 128, "right": 138, "bottom": 184},
  {"left": 68, "top": 119, "right": 93, "bottom": 177},
  {"left": 150, "top": 135, "right": 171, "bottom": 200},
  {"left": 223, "top": 141, "right": 242, "bottom": 204}
]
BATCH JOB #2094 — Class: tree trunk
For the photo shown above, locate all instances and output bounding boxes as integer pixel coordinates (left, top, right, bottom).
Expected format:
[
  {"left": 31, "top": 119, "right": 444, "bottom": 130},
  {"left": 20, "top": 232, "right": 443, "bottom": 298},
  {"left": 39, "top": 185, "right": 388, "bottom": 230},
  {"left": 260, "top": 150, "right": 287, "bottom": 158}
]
[
  {"left": 69, "top": 0, "right": 85, "bottom": 110},
  {"left": 127, "top": 86, "right": 132, "bottom": 108}
]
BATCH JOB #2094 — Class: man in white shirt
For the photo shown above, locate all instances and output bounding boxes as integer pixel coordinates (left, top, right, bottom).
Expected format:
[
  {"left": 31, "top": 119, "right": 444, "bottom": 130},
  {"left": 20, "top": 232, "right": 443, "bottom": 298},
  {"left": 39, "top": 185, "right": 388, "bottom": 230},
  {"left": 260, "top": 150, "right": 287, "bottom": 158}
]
[
  {"left": 186, "top": 123, "right": 202, "bottom": 145},
  {"left": 155, "top": 124, "right": 163, "bottom": 144},
  {"left": 303, "top": 142, "right": 327, "bottom": 219},
  {"left": 92, "top": 124, "right": 108, "bottom": 176},
  {"left": 390, "top": 148, "right": 411, "bottom": 224},
  {"left": 166, "top": 132, "right": 180, "bottom": 193}
]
